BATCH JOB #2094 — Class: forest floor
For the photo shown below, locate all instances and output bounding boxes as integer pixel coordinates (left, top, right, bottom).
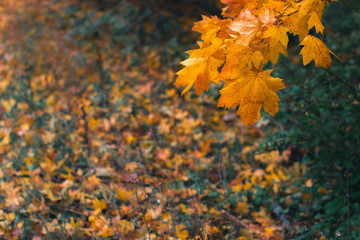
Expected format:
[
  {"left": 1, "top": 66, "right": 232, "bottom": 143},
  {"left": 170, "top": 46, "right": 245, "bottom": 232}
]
[{"left": 0, "top": 62, "right": 314, "bottom": 239}]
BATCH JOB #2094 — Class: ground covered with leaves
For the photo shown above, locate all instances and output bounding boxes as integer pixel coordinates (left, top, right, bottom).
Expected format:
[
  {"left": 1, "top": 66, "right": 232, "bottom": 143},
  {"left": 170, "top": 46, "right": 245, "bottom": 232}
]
[
  {"left": 0, "top": 0, "right": 358, "bottom": 239},
  {"left": 0, "top": 59, "right": 311, "bottom": 239}
]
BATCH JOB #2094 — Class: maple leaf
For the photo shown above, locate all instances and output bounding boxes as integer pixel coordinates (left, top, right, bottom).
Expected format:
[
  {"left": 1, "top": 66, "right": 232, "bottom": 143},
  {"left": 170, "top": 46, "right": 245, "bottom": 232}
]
[
  {"left": 298, "top": 0, "right": 325, "bottom": 19},
  {"left": 299, "top": 35, "right": 335, "bottom": 68},
  {"left": 229, "top": 8, "right": 260, "bottom": 46},
  {"left": 282, "top": 11, "right": 309, "bottom": 41},
  {"left": 219, "top": 46, "right": 255, "bottom": 81},
  {"left": 263, "top": 42, "right": 288, "bottom": 65},
  {"left": 174, "top": 38, "right": 224, "bottom": 95},
  {"left": 251, "top": 51, "right": 264, "bottom": 68},
  {"left": 263, "top": 1, "right": 288, "bottom": 14},
  {"left": 307, "top": 11, "right": 324, "bottom": 34},
  {"left": 193, "top": 16, "right": 221, "bottom": 44},
  {"left": 259, "top": 8, "right": 276, "bottom": 26},
  {"left": 298, "top": 0, "right": 315, "bottom": 19},
  {"left": 193, "top": 16, "right": 231, "bottom": 44},
  {"left": 263, "top": 25, "right": 289, "bottom": 48},
  {"left": 296, "top": 0, "right": 325, "bottom": 38},
  {"left": 218, "top": 70, "right": 284, "bottom": 126},
  {"left": 221, "top": 0, "right": 248, "bottom": 17},
  {"left": 261, "top": 25, "right": 289, "bottom": 64}
]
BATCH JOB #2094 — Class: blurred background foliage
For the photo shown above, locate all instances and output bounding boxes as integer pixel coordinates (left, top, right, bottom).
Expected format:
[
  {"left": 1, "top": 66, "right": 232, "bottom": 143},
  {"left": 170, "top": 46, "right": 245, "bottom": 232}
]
[
  {"left": 261, "top": 1, "right": 360, "bottom": 238},
  {"left": 0, "top": 0, "right": 358, "bottom": 239}
]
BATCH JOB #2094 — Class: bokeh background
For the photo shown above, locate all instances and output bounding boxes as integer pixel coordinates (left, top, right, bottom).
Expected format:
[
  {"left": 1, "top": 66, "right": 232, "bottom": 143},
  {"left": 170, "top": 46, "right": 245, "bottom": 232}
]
[{"left": 0, "top": 0, "right": 358, "bottom": 239}]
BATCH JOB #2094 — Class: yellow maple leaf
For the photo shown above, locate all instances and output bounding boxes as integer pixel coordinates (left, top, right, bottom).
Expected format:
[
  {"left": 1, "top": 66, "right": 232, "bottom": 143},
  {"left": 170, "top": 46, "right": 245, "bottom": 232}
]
[
  {"left": 250, "top": 51, "right": 264, "bottom": 68},
  {"left": 299, "top": 35, "right": 334, "bottom": 68},
  {"left": 175, "top": 38, "right": 224, "bottom": 95},
  {"left": 298, "top": 0, "right": 315, "bottom": 19},
  {"left": 307, "top": 11, "right": 324, "bottom": 34},
  {"left": 219, "top": 46, "right": 253, "bottom": 81},
  {"left": 219, "top": 46, "right": 265, "bottom": 82},
  {"left": 193, "top": 16, "right": 219, "bottom": 44},
  {"left": 218, "top": 70, "right": 284, "bottom": 126},
  {"left": 263, "top": 41, "right": 288, "bottom": 65},
  {"left": 193, "top": 15, "right": 231, "bottom": 44},
  {"left": 282, "top": 11, "right": 308, "bottom": 41},
  {"left": 263, "top": 25, "right": 289, "bottom": 47},
  {"left": 298, "top": 0, "right": 325, "bottom": 19}
]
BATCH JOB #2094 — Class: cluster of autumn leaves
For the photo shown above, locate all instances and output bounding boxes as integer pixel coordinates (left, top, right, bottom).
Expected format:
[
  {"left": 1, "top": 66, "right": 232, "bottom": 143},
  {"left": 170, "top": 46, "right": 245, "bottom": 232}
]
[{"left": 175, "top": 0, "right": 337, "bottom": 126}]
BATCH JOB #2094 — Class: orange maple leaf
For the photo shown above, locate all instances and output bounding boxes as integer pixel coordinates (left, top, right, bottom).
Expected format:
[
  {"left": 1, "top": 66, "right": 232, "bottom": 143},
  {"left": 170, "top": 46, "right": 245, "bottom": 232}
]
[
  {"left": 299, "top": 35, "right": 335, "bottom": 68},
  {"left": 221, "top": 0, "right": 247, "bottom": 17},
  {"left": 218, "top": 70, "right": 284, "bottom": 126},
  {"left": 174, "top": 38, "right": 224, "bottom": 95},
  {"left": 307, "top": 12, "right": 324, "bottom": 34},
  {"left": 229, "top": 8, "right": 260, "bottom": 46},
  {"left": 192, "top": 15, "right": 231, "bottom": 44},
  {"left": 262, "top": 25, "right": 289, "bottom": 48}
]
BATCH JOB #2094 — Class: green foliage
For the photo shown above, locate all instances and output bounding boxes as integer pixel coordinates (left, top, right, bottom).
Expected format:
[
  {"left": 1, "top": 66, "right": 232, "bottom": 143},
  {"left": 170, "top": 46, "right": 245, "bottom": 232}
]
[{"left": 261, "top": 0, "right": 360, "bottom": 238}]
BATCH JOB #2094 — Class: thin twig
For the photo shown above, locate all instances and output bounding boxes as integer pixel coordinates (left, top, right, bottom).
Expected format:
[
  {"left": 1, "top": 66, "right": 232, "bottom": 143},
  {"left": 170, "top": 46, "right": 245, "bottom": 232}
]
[{"left": 275, "top": 10, "right": 299, "bottom": 25}]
